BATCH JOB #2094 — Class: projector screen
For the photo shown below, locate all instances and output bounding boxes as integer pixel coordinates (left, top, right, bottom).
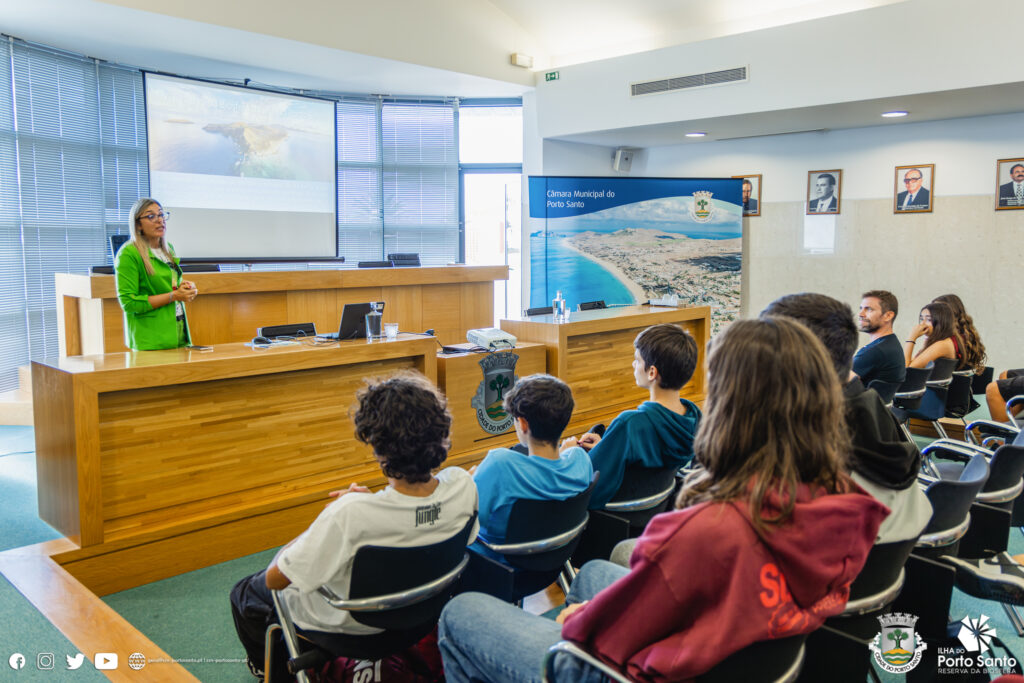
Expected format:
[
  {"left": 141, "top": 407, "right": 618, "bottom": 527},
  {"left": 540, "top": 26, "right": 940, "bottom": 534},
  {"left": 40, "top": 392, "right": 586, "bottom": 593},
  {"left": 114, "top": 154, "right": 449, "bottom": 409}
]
[{"left": 145, "top": 73, "right": 337, "bottom": 259}]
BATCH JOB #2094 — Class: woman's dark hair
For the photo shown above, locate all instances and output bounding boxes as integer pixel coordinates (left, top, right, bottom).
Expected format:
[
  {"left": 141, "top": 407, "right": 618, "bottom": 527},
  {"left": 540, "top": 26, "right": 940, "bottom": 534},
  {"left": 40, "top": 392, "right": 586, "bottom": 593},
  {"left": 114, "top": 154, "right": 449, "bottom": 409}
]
[
  {"left": 676, "top": 317, "right": 851, "bottom": 532},
  {"left": 919, "top": 302, "right": 956, "bottom": 355},
  {"left": 352, "top": 371, "right": 451, "bottom": 484},
  {"left": 932, "top": 294, "right": 986, "bottom": 373}
]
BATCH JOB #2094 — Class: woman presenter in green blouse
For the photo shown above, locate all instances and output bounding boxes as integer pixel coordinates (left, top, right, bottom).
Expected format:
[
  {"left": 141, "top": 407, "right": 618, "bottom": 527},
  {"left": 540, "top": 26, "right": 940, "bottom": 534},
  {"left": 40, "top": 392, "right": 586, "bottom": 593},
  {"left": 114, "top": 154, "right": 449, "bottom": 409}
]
[{"left": 114, "top": 198, "right": 199, "bottom": 350}]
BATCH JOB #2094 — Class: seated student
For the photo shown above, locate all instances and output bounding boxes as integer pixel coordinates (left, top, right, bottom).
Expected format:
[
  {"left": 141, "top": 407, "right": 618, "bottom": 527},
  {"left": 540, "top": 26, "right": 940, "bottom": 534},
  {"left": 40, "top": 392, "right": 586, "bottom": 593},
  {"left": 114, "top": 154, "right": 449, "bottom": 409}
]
[
  {"left": 229, "top": 371, "right": 478, "bottom": 681},
  {"left": 564, "top": 323, "right": 700, "bottom": 509},
  {"left": 933, "top": 293, "right": 987, "bottom": 375},
  {"left": 904, "top": 301, "right": 960, "bottom": 368},
  {"left": 472, "top": 374, "right": 593, "bottom": 547},
  {"left": 987, "top": 369, "right": 1024, "bottom": 423},
  {"left": 762, "top": 293, "right": 931, "bottom": 544},
  {"left": 438, "top": 317, "right": 887, "bottom": 683}
]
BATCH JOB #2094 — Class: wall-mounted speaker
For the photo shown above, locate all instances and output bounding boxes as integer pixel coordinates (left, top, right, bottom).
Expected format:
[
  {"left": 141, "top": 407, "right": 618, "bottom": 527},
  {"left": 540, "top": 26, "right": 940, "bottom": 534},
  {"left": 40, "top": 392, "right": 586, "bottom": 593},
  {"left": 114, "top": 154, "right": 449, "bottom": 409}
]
[{"left": 613, "top": 148, "right": 634, "bottom": 173}]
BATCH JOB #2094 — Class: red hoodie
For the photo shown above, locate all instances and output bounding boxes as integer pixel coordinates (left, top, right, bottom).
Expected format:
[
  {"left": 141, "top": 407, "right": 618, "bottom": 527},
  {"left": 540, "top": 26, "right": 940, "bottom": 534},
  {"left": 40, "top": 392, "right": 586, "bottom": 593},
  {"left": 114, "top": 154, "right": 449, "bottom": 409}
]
[{"left": 561, "top": 483, "right": 889, "bottom": 682}]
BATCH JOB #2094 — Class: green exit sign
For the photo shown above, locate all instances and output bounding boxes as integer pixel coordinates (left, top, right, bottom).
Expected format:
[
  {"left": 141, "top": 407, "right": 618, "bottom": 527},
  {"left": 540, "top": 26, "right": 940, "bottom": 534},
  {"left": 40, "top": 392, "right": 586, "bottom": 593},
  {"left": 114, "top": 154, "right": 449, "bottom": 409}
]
[{"left": 545, "top": 71, "right": 560, "bottom": 82}]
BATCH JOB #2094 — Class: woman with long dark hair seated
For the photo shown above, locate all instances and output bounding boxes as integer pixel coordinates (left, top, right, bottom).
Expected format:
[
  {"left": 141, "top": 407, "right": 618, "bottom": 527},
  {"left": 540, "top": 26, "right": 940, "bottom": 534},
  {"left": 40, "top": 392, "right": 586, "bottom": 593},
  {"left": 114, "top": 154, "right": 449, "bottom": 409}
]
[
  {"left": 932, "top": 293, "right": 986, "bottom": 374},
  {"left": 904, "top": 301, "right": 960, "bottom": 369},
  {"left": 438, "top": 317, "right": 888, "bottom": 683}
]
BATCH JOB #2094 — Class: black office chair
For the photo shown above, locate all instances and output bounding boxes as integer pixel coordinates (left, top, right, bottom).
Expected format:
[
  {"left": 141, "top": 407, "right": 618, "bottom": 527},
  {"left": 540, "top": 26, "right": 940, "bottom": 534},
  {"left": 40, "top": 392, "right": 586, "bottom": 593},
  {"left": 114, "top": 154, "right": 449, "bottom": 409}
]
[
  {"left": 799, "top": 537, "right": 919, "bottom": 680},
  {"left": 461, "top": 479, "right": 596, "bottom": 605},
  {"left": 893, "top": 358, "right": 958, "bottom": 440},
  {"left": 577, "top": 300, "right": 607, "bottom": 311},
  {"left": 968, "top": 397, "right": 1024, "bottom": 443},
  {"left": 943, "top": 369, "right": 980, "bottom": 440},
  {"left": 889, "top": 366, "right": 932, "bottom": 443},
  {"left": 867, "top": 378, "right": 901, "bottom": 406},
  {"left": 914, "top": 451, "right": 990, "bottom": 560},
  {"left": 266, "top": 515, "right": 476, "bottom": 682},
  {"left": 542, "top": 633, "right": 807, "bottom": 683},
  {"left": 525, "top": 306, "right": 554, "bottom": 316},
  {"left": 571, "top": 466, "right": 678, "bottom": 567}
]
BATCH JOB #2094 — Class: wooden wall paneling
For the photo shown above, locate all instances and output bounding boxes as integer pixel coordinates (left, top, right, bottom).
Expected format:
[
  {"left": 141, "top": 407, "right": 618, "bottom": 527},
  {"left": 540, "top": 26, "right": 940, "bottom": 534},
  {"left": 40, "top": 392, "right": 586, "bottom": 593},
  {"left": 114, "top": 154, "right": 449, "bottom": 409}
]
[
  {"left": 383, "top": 286, "right": 424, "bottom": 334},
  {"left": 284, "top": 288, "right": 341, "bottom": 335},
  {"left": 100, "top": 299, "right": 127, "bottom": 353},
  {"left": 32, "top": 364, "right": 82, "bottom": 544},
  {"left": 564, "top": 328, "right": 648, "bottom": 416},
  {"left": 421, "top": 284, "right": 468, "bottom": 345},
  {"left": 54, "top": 495, "right": 345, "bottom": 596},
  {"left": 60, "top": 295, "right": 79, "bottom": 357},
  {"left": 74, "top": 382, "right": 105, "bottom": 546},
  {"left": 460, "top": 282, "right": 495, "bottom": 331},
  {"left": 216, "top": 291, "right": 289, "bottom": 342}
]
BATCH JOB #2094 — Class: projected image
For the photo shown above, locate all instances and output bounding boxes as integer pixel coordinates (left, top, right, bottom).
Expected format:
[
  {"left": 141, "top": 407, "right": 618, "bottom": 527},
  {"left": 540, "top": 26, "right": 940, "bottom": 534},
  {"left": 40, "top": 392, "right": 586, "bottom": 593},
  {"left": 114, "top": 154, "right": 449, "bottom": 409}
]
[
  {"left": 147, "top": 77, "right": 332, "bottom": 181},
  {"left": 145, "top": 74, "right": 336, "bottom": 259}
]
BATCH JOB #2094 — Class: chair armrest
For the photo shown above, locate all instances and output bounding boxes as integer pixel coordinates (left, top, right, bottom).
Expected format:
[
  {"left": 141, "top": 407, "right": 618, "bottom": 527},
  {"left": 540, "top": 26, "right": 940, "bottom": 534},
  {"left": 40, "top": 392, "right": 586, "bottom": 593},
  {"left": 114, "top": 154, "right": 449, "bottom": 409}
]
[
  {"left": 480, "top": 516, "right": 589, "bottom": 556},
  {"left": 317, "top": 554, "right": 469, "bottom": 611},
  {"left": 542, "top": 641, "right": 630, "bottom": 683},
  {"left": 894, "top": 388, "right": 927, "bottom": 400},
  {"left": 917, "top": 473, "right": 939, "bottom": 489},
  {"left": 605, "top": 481, "right": 676, "bottom": 512},
  {"left": 922, "top": 441, "right": 992, "bottom": 463},
  {"left": 967, "top": 419, "right": 1020, "bottom": 439},
  {"left": 843, "top": 569, "right": 905, "bottom": 616}
]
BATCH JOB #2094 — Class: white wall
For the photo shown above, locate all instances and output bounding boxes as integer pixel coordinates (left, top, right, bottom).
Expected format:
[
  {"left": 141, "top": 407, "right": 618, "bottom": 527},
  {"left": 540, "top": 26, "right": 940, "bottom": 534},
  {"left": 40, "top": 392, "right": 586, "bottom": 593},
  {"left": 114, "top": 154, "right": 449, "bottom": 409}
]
[
  {"left": 534, "top": 0, "right": 1024, "bottom": 140},
  {"left": 534, "top": 111, "right": 1024, "bottom": 370}
]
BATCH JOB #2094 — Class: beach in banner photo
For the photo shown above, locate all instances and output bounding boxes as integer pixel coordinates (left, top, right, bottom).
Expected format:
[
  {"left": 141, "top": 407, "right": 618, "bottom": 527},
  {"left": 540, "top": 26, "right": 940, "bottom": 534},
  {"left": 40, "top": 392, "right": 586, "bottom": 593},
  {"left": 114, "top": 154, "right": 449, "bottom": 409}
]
[{"left": 528, "top": 177, "right": 743, "bottom": 333}]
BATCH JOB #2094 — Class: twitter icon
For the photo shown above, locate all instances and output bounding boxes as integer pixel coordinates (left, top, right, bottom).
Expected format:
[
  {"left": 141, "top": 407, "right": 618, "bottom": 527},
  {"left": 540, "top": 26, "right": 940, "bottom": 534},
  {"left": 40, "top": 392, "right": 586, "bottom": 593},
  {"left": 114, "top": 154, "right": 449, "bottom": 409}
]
[{"left": 66, "top": 653, "right": 85, "bottom": 670}]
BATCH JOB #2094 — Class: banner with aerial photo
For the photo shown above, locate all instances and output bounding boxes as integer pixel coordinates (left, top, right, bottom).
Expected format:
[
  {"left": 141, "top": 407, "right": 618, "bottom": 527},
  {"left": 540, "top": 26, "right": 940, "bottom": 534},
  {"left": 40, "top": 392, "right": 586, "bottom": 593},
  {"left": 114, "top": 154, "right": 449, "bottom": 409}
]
[{"left": 528, "top": 176, "right": 743, "bottom": 333}]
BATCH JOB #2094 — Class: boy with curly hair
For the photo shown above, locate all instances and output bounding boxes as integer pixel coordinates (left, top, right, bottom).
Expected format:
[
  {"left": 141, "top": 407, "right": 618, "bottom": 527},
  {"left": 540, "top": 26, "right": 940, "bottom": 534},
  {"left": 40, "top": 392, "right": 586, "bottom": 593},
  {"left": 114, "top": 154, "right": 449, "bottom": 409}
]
[{"left": 230, "top": 371, "right": 478, "bottom": 680}]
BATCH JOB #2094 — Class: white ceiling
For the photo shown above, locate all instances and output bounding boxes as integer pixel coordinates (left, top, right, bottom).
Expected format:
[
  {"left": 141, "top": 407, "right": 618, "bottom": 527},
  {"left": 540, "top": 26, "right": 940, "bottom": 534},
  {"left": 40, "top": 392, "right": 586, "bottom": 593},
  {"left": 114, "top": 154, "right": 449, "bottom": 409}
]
[{"left": 2, "top": 0, "right": 1018, "bottom": 148}]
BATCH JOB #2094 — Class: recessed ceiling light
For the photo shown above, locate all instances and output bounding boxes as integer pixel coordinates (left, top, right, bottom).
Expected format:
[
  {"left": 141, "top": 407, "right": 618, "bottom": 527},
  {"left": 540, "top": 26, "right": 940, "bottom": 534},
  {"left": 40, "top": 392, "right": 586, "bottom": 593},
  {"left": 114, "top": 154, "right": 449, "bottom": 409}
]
[
  {"left": 685, "top": 132, "right": 706, "bottom": 138},
  {"left": 881, "top": 111, "right": 908, "bottom": 118}
]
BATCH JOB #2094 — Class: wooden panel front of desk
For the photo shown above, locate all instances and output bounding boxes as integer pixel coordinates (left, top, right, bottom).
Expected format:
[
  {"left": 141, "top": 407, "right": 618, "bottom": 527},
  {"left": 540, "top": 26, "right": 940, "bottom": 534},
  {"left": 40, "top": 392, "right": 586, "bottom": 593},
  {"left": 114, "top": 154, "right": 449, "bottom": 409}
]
[
  {"left": 32, "top": 336, "right": 436, "bottom": 594},
  {"left": 55, "top": 266, "right": 508, "bottom": 356},
  {"left": 500, "top": 306, "right": 710, "bottom": 433}
]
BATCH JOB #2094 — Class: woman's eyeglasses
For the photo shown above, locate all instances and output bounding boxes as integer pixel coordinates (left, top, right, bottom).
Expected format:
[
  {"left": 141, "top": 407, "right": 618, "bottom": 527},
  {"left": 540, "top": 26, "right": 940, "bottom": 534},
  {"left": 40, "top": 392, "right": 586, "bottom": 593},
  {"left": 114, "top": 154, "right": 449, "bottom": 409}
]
[{"left": 140, "top": 211, "right": 170, "bottom": 222}]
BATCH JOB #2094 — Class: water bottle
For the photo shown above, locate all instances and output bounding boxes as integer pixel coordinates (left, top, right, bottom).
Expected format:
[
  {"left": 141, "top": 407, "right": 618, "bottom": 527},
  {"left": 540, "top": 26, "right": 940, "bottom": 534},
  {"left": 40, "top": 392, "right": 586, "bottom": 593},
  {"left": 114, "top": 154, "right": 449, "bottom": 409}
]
[
  {"left": 364, "top": 301, "right": 383, "bottom": 339},
  {"left": 552, "top": 291, "right": 566, "bottom": 320}
]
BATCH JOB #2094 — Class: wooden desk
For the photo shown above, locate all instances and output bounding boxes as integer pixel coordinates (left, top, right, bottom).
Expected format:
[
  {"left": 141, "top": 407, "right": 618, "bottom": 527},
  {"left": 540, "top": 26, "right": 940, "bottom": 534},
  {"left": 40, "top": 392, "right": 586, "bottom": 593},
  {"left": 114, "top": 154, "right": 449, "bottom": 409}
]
[
  {"left": 55, "top": 265, "right": 508, "bottom": 356},
  {"left": 500, "top": 305, "right": 710, "bottom": 434},
  {"left": 32, "top": 335, "right": 436, "bottom": 594},
  {"left": 437, "top": 343, "right": 547, "bottom": 462}
]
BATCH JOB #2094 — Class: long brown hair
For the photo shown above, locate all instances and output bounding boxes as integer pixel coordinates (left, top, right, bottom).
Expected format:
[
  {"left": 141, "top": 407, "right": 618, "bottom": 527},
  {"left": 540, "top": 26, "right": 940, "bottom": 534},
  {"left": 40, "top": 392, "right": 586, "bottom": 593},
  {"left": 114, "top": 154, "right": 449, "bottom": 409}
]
[
  {"left": 919, "top": 302, "right": 956, "bottom": 355},
  {"left": 677, "top": 317, "right": 850, "bottom": 531},
  {"left": 933, "top": 294, "right": 986, "bottom": 373}
]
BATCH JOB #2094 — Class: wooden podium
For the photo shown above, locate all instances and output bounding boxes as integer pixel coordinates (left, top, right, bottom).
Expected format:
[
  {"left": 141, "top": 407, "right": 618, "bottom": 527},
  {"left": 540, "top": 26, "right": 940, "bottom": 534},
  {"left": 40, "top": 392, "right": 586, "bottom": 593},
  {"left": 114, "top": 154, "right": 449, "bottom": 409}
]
[
  {"left": 55, "top": 265, "right": 507, "bottom": 356},
  {"left": 32, "top": 336, "right": 437, "bottom": 594},
  {"left": 500, "top": 305, "right": 710, "bottom": 434}
]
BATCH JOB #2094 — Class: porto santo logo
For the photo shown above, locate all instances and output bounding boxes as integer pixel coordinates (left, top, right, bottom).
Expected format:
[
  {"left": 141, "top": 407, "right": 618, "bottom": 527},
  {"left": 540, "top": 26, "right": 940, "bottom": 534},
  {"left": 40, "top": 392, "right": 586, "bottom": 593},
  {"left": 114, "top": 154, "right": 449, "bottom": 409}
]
[
  {"left": 690, "top": 190, "right": 715, "bottom": 223},
  {"left": 869, "top": 612, "right": 927, "bottom": 673},
  {"left": 938, "top": 614, "right": 1018, "bottom": 675},
  {"left": 470, "top": 353, "right": 518, "bottom": 434},
  {"left": 957, "top": 614, "right": 996, "bottom": 653}
]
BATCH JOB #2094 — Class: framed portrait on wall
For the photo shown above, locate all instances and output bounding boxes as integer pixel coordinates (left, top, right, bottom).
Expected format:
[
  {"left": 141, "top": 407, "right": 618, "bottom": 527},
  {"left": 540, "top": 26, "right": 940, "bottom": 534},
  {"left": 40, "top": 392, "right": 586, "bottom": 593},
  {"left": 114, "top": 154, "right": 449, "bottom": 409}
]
[
  {"left": 893, "top": 164, "right": 934, "bottom": 213},
  {"left": 732, "top": 174, "right": 761, "bottom": 217},
  {"left": 806, "top": 169, "right": 841, "bottom": 215},
  {"left": 995, "top": 157, "right": 1024, "bottom": 210}
]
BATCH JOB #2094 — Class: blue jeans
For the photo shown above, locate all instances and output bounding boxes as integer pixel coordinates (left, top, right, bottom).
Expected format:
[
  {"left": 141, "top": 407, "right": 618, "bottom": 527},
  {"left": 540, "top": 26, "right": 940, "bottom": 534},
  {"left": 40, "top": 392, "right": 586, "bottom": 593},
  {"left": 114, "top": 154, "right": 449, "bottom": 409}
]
[{"left": 439, "top": 560, "right": 630, "bottom": 683}]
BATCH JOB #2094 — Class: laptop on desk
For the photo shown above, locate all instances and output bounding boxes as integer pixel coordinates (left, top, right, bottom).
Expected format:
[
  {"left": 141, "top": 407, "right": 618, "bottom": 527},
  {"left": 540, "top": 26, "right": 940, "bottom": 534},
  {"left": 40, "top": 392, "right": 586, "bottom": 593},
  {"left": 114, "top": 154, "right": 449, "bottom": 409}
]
[{"left": 320, "top": 302, "right": 386, "bottom": 340}]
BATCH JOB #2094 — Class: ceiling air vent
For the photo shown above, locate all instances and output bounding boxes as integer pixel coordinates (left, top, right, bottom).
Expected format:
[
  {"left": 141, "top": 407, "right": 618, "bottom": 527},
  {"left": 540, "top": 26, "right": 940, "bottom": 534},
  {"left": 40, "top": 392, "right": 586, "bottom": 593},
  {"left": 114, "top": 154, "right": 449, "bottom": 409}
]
[{"left": 631, "top": 67, "right": 747, "bottom": 97}]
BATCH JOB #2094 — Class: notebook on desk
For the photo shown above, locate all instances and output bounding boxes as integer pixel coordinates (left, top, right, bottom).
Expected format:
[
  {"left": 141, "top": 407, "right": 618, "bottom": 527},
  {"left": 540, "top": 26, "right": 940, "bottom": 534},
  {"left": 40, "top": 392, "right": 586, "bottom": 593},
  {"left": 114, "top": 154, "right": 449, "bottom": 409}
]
[{"left": 320, "top": 302, "right": 386, "bottom": 340}]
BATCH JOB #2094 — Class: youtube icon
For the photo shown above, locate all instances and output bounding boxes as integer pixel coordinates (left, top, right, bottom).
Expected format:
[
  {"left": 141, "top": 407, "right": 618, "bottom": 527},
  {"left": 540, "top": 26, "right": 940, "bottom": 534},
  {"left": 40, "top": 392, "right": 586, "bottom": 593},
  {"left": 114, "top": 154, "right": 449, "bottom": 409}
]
[{"left": 94, "top": 653, "right": 118, "bottom": 670}]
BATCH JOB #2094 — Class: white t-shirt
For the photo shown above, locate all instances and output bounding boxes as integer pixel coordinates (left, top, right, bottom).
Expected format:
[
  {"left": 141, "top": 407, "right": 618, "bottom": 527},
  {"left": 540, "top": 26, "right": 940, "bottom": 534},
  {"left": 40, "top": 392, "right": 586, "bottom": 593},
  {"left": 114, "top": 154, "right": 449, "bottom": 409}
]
[{"left": 277, "top": 467, "right": 479, "bottom": 633}]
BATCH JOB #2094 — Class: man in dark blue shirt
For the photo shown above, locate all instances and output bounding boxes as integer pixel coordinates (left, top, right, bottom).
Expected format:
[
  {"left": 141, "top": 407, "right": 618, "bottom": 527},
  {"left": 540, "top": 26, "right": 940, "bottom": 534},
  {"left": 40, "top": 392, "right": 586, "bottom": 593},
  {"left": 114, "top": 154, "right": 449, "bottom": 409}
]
[{"left": 853, "top": 290, "right": 906, "bottom": 392}]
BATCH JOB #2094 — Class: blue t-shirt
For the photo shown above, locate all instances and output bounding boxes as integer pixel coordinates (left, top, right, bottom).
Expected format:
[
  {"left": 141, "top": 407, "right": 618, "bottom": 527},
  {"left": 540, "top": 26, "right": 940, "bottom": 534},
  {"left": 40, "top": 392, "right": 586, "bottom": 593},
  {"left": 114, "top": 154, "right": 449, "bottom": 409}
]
[
  {"left": 853, "top": 334, "right": 906, "bottom": 388},
  {"left": 473, "top": 446, "right": 593, "bottom": 545}
]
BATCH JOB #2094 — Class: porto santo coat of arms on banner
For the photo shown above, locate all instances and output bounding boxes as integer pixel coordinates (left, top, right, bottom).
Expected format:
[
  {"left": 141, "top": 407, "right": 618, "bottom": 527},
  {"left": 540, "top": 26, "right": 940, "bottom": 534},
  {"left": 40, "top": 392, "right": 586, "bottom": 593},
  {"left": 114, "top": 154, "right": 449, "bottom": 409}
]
[{"left": 470, "top": 353, "right": 519, "bottom": 434}]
